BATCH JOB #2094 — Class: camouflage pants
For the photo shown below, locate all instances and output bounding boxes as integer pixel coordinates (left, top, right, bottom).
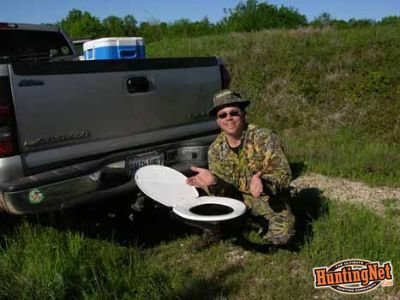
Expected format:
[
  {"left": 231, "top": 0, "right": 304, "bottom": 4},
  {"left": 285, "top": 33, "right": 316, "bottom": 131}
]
[{"left": 242, "top": 193, "right": 295, "bottom": 245}]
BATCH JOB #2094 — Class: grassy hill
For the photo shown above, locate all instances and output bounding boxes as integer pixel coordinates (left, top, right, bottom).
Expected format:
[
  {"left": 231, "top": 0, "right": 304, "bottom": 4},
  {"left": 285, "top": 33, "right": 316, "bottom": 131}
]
[{"left": 148, "top": 24, "right": 400, "bottom": 187}]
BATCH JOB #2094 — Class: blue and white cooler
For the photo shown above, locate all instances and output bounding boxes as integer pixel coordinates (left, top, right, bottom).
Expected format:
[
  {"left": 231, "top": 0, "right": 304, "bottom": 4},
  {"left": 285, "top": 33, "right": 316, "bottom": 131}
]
[{"left": 83, "top": 37, "right": 145, "bottom": 60}]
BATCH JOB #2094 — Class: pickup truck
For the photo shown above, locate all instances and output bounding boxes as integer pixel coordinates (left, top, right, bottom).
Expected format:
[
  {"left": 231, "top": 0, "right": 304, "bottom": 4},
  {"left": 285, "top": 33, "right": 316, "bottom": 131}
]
[{"left": 0, "top": 22, "right": 230, "bottom": 214}]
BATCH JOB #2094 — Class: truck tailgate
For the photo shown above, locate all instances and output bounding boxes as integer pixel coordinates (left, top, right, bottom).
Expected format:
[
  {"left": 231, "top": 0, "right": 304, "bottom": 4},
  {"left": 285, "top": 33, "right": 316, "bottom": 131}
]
[{"left": 9, "top": 58, "right": 221, "bottom": 168}]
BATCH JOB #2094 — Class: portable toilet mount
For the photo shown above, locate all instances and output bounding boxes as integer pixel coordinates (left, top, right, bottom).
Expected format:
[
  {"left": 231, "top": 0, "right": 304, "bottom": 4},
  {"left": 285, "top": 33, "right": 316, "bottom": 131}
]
[{"left": 83, "top": 37, "right": 145, "bottom": 60}]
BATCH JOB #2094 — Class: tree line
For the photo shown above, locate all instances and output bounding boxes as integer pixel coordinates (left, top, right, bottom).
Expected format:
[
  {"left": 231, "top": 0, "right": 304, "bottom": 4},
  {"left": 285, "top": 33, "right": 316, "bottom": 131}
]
[{"left": 56, "top": 0, "right": 400, "bottom": 42}]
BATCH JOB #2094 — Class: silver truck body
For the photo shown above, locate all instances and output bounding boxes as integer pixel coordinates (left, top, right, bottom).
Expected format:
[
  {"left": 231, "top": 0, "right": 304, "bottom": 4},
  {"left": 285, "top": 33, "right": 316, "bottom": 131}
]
[{"left": 0, "top": 23, "right": 226, "bottom": 214}]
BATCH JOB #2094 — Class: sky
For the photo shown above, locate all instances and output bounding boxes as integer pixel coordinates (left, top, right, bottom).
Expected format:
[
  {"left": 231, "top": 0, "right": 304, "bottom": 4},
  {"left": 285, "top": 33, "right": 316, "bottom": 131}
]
[{"left": 1, "top": 0, "right": 400, "bottom": 25}]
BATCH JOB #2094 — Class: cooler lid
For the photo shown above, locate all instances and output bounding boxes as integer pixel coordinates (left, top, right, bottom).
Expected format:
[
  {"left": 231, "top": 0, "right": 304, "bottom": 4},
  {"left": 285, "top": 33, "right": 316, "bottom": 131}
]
[
  {"left": 134, "top": 165, "right": 199, "bottom": 207},
  {"left": 83, "top": 37, "right": 144, "bottom": 50}
]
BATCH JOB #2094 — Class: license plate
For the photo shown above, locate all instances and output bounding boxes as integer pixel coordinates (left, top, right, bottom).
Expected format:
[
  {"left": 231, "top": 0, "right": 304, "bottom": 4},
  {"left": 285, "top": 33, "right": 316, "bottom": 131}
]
[{"left": 125, "top": 152, "right": 164, "bottom": 177}]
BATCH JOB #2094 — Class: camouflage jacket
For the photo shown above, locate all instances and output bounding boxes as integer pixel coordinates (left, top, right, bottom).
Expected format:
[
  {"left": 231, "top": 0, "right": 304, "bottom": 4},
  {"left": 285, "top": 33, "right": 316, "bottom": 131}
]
[{"left": 208, "top": 123, "right": 292, "bottom": 198}]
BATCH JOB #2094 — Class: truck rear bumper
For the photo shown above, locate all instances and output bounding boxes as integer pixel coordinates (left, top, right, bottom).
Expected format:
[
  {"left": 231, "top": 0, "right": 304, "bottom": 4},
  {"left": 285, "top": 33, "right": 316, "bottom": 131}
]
[{"left": 0, "top": 139, "right": 213, "bottom": 214}]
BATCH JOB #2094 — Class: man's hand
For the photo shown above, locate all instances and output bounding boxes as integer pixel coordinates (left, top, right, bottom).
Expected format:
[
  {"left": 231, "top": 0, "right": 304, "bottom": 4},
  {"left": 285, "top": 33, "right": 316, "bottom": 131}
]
[
  {"left": 186, "top": 166, "right": 217, "bottom": 188},
  {"left": 250, "top": 171, "right": 263, "bottom": 198}
]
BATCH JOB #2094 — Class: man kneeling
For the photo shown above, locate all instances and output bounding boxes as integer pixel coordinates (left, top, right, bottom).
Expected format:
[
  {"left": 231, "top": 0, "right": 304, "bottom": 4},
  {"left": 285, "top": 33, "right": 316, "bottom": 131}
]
[{"left": 187, "top": 89, "right": 295, "bottom": 249}]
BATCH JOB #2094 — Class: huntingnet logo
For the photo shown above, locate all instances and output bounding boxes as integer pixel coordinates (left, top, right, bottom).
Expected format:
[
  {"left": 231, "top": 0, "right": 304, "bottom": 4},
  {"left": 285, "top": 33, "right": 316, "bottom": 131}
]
[{"left": 313, "top": 259, "right": 394, "bottom": 294}]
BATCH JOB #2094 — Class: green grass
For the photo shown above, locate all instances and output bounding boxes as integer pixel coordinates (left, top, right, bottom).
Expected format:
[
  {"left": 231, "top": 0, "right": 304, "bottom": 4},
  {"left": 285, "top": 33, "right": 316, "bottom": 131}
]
[
  {"left": 285, "top": 127, "right": 400, "bottom": 186},
  {"left": 0, "top": 197, "right": 398, "bottom": 299},
  {"left": 147, "top": 24, "right": 400, "bottom": 186},
  {"left": 0, "top": 223, "right": 172, "bottom": 299}
]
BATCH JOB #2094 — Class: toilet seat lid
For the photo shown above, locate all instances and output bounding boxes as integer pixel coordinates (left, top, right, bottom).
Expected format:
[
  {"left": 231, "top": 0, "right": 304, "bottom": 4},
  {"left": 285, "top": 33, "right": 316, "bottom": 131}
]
[{"left": 134, "top": 165, "right": 198, "bottom": 207}]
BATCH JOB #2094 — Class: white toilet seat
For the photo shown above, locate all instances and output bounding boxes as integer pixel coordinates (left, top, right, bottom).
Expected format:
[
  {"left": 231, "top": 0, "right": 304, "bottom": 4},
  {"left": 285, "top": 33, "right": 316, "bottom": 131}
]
[
  {"left": 173, "top": 196, "right": 246, "bottom": 222},
  {"left": 135, "top": 165, "right": 247, "bottom": 222}
]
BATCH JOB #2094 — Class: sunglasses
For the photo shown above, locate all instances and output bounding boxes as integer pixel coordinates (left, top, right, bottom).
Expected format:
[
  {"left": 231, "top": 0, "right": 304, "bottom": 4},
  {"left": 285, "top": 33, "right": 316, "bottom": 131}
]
[{"left": 217, "top": 110, "right": 241, "bottom": 119}]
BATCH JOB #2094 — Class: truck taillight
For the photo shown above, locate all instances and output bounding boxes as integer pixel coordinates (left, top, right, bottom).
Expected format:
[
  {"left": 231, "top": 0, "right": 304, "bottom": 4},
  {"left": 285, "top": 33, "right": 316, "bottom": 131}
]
[
  {"left": 0, "top": 127, "right": 13, "bottom": 155},
  {"left": 0, "top": 77, "right": 17, "bottom": 157},
  {"left": 0, "top": 143, "right": 13, "bottom": 155},
  {"left": 220, "top": 65, "right": 231, "bottom": 89}
]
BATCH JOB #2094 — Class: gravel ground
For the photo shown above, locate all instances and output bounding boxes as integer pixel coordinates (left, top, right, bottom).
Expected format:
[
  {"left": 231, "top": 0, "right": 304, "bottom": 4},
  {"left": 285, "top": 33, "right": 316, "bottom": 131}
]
[{"left": 290, "top": 173, "right": 400, "bottom": 215}]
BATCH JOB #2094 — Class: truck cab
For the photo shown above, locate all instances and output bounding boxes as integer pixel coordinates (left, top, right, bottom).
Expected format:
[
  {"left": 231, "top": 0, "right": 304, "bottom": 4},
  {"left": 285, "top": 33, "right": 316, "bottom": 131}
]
[{"left": 0, "top": 22, "right": 76, "bottom": 62}]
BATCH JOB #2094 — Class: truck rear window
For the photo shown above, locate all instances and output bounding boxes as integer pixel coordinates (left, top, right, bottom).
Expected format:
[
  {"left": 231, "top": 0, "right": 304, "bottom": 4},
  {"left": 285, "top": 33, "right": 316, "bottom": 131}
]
[{"left": 0, "top": 29, "right": 73, "bottom": 61}]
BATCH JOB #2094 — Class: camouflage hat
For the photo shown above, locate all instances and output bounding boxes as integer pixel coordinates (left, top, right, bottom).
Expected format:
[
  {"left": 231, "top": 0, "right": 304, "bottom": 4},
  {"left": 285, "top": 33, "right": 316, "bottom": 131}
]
[{"left": 208, "top": 89, "right": 250, "bottom": 116}]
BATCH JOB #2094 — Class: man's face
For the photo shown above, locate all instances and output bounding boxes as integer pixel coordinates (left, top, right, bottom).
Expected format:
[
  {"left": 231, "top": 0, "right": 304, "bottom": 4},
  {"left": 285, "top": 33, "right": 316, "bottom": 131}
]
[{"left": 216, "top": 106, "right": 245, "bottom": 137}]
